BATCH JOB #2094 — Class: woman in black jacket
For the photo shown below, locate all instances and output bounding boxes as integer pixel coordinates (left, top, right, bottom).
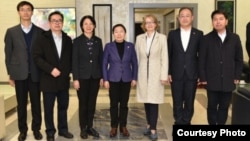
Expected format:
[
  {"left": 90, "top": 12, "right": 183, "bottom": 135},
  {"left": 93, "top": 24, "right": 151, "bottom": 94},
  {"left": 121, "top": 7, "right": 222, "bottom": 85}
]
[{"left": 72, "top": 15, "right": 103, "bottom": 139}]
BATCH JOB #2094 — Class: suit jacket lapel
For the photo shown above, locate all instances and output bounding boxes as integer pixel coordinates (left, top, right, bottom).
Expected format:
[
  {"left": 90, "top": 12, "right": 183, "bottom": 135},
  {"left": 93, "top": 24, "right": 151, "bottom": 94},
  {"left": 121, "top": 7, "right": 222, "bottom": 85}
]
[
  {"left": 60, "top": 35, "right": 66, "bottom": 61},
  {"left": 111, "top": 42, "right": 121, "bottom": 60},
  {"left": 48, "top": 31, "right": 60, "bottom": 61},
  {"left": 144, "top": 32, "right": 157, "bottom": 57},
  {"left": 177, "top": 29, "right": 185, "bottom": 52},
  {"left": 122, "top": 42, "right": 130, "bottom": 61},
  {"left": 17, "top": 25, "right": 27, "bottom": 49},
  {"left": 139, "top": 34, "right": 147, "bottom": 56},
  {"left": 30, "top": 25, "right": 38, "bottom": 50},
  {"left": 150, "top": 32, "right": 158, "bottom": 54},
  {"left": 186, "top": 28, "right": 196, "bottom": 52}
]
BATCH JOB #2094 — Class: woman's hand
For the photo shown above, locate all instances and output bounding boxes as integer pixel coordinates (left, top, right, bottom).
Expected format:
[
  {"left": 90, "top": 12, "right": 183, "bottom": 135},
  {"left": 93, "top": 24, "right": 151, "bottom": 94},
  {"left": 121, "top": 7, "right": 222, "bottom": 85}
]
[{"left": 73, "top": 80, "right": 80, "bottom": 90}]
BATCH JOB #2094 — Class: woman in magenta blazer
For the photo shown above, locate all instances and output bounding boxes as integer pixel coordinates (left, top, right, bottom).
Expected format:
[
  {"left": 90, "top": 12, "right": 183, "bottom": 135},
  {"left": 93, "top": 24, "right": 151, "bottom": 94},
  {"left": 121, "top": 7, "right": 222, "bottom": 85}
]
[{"left": 102, "top": 24, "right": 138, "bottom": 138}]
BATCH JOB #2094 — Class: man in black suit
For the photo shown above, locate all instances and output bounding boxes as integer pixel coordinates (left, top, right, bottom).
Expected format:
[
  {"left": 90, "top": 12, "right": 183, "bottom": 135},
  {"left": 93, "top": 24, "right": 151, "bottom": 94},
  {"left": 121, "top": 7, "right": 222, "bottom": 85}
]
[
  {"left": 199, "top": 10, "right": 243, "bottom": 125},
  {"left": 167, "top": 7, "right": 203, "bottom": 125},
  {"left": 4, "top": 1, "right": 43, "bottom": 140},
  {"left": 33, "top": 11, "right": 73, "bottom": 141}
]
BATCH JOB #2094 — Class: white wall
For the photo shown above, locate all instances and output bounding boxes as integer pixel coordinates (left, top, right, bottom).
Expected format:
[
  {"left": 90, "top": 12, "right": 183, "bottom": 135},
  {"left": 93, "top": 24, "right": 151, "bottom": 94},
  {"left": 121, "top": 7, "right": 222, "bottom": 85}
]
[{"left": 1, "top": 0, "right": 250, "bottom": 81}]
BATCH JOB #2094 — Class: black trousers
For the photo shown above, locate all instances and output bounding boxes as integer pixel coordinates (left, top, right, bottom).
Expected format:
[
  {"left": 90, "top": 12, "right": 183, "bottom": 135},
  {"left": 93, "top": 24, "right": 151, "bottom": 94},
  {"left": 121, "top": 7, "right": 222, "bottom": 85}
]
[
  {"left": 109, "top": 81, "right": 131, "bottom": 128},
  {"left": 144, "top": 103, "right": 158, "bottom": 130},
  {"left": 43, "top": 90, "right": 69, "bottom": 136},
  {"left": 171, "top": 73, "right": 197, "bottom": 125},
  {"left": 15, "top": 75, "right": 41, "bottom": 133},
  {"left": 207, "top": 90, "right": 232, "bottom": 125},
  {"left": 77, "top": 78, "right": 100, "bottom": 130}
]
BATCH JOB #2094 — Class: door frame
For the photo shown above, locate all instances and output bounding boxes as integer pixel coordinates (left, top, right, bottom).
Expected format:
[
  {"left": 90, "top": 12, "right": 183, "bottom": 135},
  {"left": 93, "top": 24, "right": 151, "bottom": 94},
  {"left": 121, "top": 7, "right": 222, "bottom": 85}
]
[{"left": 129, "top": 3, "right": 198, "bottom": 42}]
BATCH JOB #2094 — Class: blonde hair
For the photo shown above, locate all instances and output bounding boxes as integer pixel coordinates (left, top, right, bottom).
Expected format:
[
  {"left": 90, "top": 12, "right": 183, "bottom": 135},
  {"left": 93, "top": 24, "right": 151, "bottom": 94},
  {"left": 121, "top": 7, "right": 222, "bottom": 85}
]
[{"left": 141, "top": 14, "right": 159, "bottom": 32}]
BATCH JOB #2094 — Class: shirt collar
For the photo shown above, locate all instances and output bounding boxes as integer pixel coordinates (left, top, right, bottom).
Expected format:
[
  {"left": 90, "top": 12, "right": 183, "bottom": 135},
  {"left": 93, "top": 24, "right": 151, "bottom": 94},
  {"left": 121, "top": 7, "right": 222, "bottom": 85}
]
[
  {"left": 180, "top": 27, "right": 191, "bottom": 32},
  {"left": 145, "top": 31, "right": 156, "bottom": 38},
  {"left": 21, "top": 23, "right": 32, "bottom": 32},
  {"left": 217, "top": 30, "right": 227, "bottom": 37},
  {"left": 52, "top": 32, "right": 62, "bottom": 39}
]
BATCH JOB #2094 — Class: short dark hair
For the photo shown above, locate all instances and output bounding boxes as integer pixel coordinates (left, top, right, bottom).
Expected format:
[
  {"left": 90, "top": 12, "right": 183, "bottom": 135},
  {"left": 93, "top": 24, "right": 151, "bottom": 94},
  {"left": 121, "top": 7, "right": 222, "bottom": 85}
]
[
  {"left": 79, "top": 15, "right": 96, "bottom": 33},
  {"left": 179, "top": 7, "right": 193, "bottom": 15},
  {"left": 112, "top": 24, "right": 126, "bottom": 33},
  {"left": 16, "top": 1, "right": 34, "bottom": 11},
  {"left": 48, "top": 11, "right": 64, "bottom": 22},
  {"left": 211, "top": 9, "right": 228, "bottom": 19}
]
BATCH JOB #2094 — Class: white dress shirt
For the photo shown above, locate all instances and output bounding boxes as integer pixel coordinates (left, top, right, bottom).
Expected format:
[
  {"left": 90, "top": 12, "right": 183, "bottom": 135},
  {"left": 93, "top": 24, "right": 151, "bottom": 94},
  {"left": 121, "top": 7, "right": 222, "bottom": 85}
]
[
  {"left": 180, "top": 28, "right": 191, "bottom": 52},
  {"left": 21, "top": 24, "right": 32, "bottom": 33},
  {"left": 52, "top": 32, "right": 62, "bottom": 58},
  {"left": 218, "top": 31, "right": 226, "bottom": 43}
]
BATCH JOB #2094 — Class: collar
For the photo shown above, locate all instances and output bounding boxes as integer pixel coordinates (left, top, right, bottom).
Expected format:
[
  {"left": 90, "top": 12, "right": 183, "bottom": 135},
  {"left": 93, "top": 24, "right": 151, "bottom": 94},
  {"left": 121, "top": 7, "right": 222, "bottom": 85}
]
[
  {"left": 146, "top": 31, "right": 156, "bottom": 38},
  {"left": 52, "top": 32, "right": 62, "bottom": 39},
  {"left": 217, "top": 30, "right": 227, "bottom": 37},
  {"left": 180, "top": 27, "right": 191, "bottom": 32},
  {"left": 21, "top": 23, "right": 32, "bottom": 31}
]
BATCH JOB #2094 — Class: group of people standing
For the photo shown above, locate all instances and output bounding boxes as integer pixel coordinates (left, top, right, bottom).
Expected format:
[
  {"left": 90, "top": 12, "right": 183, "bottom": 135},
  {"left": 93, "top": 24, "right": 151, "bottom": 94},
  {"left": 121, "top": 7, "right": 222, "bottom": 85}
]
[
  {"left": 4, "top": 1, "right": 244, "bottom": 141},
  {"left": 169, "top": 7, "right": 243, "bottom": 127}
]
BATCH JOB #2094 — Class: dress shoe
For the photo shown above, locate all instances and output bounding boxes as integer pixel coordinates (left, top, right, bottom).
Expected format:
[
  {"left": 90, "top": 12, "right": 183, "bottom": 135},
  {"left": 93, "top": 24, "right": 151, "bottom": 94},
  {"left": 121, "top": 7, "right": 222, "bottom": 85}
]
[
  {"left": 120, "top": 127, "right": 130, "bottom": 137},
  {"left": 46, "top": 135, "right": 55, "bottom": 141},
  {"left": 143, "top": 128, "right": 151, "bottom": 135},
  {"left": 110, "top": 128, "right": 117, "bottom": 137},
  {"left": 87, "top": 127, "right": 99, "bottom": 138},
  {"left": 149, "top": 133, "right": 158, "bottom": 141},
  {"left": 58, "top": 131, "right": 74, "bottom": 139},
  {"left": 33, "top": 130, "right": 43, "bottom": 140},
  {"left": 80, "top": 129, "right": 88, "bottom": 139},
  {"left": 18, "top": 132, "right": 27, "bottom": 141}
]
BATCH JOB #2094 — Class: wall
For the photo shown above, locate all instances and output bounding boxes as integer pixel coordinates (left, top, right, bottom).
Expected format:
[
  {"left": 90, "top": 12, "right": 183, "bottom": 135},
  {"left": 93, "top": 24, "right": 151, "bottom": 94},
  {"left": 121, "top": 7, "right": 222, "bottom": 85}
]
[
  {"left": 0, "top": 0, "right": 75, "bottom": 82},
  {"left": 0, "top": 0, "right": 250, "bottom": 81},
  {"left": 76, "top": 0, "right": 250, "bottom": 58},
  {"left": 75, "top": 0, "right": 213, "bottom": 38}
]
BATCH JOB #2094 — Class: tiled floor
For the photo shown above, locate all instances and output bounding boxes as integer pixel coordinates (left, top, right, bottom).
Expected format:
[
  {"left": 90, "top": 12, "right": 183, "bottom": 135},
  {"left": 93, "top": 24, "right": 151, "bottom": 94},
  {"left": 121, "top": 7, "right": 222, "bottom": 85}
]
[{"left": 1, "top": 85, "right": 232, "bottom": 141}]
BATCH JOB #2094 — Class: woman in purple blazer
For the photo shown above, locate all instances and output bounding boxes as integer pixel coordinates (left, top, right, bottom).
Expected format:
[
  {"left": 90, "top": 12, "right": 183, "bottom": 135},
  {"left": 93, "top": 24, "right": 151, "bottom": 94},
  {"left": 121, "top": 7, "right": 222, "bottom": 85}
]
[{"left": 102, "top": 24, "right": 138, "bottom": 138}]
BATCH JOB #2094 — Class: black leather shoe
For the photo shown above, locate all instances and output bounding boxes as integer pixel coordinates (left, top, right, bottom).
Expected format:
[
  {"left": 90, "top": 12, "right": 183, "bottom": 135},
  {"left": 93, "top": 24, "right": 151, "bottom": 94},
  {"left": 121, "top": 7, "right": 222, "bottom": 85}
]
[
  {"left": 33, "top": 131, "right": 43, "bottom": 140},
  {"left": 59, "top": 131, "right": 74, "bottom": 139},
  {"left": 18, "top": 132, "right": 27, "bottom": 141},
  {"left": 80, "top": 129, "right": 88, "bottom": 139},
  {"left": 46, "top": 135, "right": 55, "bottom": 141},
  {"left": 87, "top": 127, "right": 99, "bottom": 138}
]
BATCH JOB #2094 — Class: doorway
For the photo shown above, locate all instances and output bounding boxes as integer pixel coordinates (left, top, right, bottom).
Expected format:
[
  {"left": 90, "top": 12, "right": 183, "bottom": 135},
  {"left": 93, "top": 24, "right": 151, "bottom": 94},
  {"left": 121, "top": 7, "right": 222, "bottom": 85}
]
[
  {"left": 129, "top": 3, "right": 198, "bottom": 43},
  {"left": 134, "top": 22, "right": 144, "bottom": 41}
]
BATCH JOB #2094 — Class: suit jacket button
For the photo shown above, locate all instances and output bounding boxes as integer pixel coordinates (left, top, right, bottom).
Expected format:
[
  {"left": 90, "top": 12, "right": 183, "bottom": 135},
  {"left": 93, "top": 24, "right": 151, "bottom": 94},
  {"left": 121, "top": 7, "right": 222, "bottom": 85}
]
[{"left": 90, "top": 60, "right": 93, "bottom": 63}]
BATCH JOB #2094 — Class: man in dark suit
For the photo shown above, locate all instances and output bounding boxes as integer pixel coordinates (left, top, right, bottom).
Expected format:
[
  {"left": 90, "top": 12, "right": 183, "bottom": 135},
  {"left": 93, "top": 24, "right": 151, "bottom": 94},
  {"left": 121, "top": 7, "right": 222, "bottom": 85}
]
[
  {"left": 33, "top": 11, "right": 73, "bottom": 141},
  {"left": 199, "top": 10, "right": 243, "bottom": 125},
  {"left": 4, "top": 1, "right": 43, "bottom": 140},
  {"left": 167, "top": 7, "right": 203, "bottom": 125}
]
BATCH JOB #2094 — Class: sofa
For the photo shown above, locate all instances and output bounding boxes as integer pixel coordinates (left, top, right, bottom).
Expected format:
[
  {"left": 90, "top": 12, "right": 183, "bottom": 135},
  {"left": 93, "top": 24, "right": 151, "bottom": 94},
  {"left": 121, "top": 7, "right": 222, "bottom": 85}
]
[
  {"left": 241, "top": 61, "right": 250, "bottom": 83},
  {"left": 0, "top": 94, "right": 6, "bottom": 140},
  {"left": 231, "top": 86, "right": 250, "bottom": 124}
]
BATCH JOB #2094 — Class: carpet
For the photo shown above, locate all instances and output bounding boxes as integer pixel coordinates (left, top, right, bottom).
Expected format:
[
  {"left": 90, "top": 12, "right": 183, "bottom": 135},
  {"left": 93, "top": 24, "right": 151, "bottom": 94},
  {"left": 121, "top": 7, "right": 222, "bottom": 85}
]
[{"left": 91, "top": 105, "right": 168, "bottom": 140}]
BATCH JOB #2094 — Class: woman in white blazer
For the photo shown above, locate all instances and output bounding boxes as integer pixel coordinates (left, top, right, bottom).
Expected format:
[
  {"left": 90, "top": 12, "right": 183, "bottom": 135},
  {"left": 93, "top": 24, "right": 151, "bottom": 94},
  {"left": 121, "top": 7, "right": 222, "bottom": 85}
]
[{"left": 135, "top": 14, "right": 168, "bottom": 141}]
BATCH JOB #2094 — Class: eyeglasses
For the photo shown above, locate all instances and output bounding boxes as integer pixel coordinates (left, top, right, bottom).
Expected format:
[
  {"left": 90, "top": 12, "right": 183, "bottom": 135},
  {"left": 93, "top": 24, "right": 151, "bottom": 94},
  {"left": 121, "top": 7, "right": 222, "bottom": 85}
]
[
  {"left": 145, "top": 22, "right": 155, "bottom": 25},
  {"left": 19, "top": 9, "right": 32, "bottom": 12},
  {"left": 179, "top": 15, "right": 192, "bottom": 19},
  {"left": 50, "top": 19, "right": 63, "bottom": 24}
]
